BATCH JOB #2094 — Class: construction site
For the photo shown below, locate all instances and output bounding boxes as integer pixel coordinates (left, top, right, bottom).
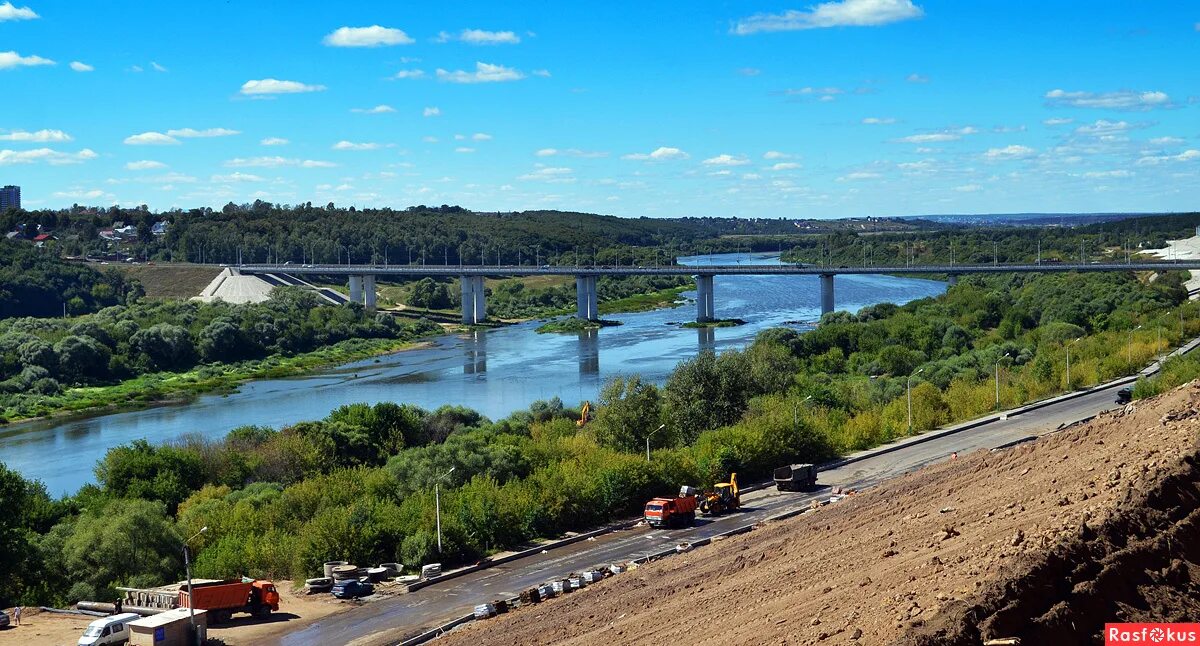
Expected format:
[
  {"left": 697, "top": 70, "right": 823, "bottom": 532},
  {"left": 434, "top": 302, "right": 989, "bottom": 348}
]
[{"left": 429, "top": 381, "right": 1200, "bottom": 646}]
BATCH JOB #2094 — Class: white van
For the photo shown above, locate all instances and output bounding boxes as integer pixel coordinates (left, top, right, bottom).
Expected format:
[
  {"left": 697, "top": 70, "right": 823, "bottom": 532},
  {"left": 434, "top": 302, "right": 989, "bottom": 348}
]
[{"left": 78, "top": 613, "right": 140, "bottom": 646}]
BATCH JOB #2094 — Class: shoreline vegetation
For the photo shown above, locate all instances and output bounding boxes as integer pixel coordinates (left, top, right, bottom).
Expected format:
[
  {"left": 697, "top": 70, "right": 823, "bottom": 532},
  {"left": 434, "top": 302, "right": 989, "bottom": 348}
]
[
  {"left": 681, "top": 318, "right": 747, "bottom": 329},
  {"left": 3, "top": 267, "right": 1196, "bottom": 610},
  {"left": 536, "top": 318, "right": 622, "bottom": 334}
]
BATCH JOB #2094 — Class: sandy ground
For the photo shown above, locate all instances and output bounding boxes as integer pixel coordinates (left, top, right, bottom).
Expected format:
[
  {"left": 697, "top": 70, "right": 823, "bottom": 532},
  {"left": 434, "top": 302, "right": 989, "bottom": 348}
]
[
  {"left": 1143, "top": 236, "right": 1200, "bottom": 294},
  {"left": 0, "top": 585, "right": 358, "bottom": 646},
  {"left": 439, "top": 382, "right": 1200, "bottom": 646}
]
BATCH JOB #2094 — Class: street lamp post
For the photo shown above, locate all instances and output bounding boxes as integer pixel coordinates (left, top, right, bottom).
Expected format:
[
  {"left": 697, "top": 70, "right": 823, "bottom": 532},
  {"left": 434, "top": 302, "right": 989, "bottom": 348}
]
[
  {"left": 995, "top": 352, "right": 1011, "bottom": 410},
  {"left": 645, "top": 423, "right": 666, "bottom": 462},
  {"left": 1128, "top": 325, "right": 1142, "bottom": 363},
  {"left": 1066, "top": 338, "right": 1080, "bottom": 390},
  {"left": 435, "top": 466, "right": 456, "bottom": 554},
  {"left": 907, "top": 368, "right": 924, "bottom": 433},
  {"left": 184, "top": 526, "right": 208, "bottom": 646},
  {"left": 793, "top": 394, "right": 813, "bottom": 429}
]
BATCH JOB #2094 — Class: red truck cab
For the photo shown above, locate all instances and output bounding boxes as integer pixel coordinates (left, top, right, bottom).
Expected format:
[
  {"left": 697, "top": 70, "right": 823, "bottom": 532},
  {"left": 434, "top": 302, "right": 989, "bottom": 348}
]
[{"left": 644, "top": 495, "right": 697, "bottom": 528}]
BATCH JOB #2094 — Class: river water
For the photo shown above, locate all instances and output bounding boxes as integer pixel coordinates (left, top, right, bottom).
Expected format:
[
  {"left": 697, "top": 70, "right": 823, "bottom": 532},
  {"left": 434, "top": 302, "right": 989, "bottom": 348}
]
[{"left": 0, "top": 253, "right": 946, "bottom": 495}]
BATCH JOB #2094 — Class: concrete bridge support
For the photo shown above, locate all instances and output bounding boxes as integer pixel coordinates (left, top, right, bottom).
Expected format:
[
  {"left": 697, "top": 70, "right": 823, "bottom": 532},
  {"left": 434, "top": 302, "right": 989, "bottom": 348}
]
[
  {"left": 473, "top": 276, "right": 486, "bottom": 323},
  {"left": 363, "top": 275, "right": 377, "bottom": 310},
  {"left": 460, "top": 276, "right": 487, "bottom": 324},
  {"left": 820, "top": 274, "right": 835, "bottom": 316},
  {"left": 695, "top": 275, "right": 715, "bottom": 322},
  {"left": 575, "top": 276, "right": 598, "bottom": 320},
  {"left": 349, "top": 275, "right": 364, "bottom": 305}
]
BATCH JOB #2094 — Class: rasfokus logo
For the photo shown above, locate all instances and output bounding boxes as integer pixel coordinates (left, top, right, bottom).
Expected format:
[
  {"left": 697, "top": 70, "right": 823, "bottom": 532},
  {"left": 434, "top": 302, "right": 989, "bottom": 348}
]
[{"left": 1106, "top": 624, "right": 1200, "bottom": 644}]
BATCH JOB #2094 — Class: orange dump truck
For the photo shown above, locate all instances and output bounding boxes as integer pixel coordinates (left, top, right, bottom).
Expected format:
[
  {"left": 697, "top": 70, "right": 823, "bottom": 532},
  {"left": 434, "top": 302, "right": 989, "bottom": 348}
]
[
  {"left": 179, "top": 579, "right": 279, "bottom": 623},
  {"left": 644, "top": 486, "right": 698, "bottom": 528}
]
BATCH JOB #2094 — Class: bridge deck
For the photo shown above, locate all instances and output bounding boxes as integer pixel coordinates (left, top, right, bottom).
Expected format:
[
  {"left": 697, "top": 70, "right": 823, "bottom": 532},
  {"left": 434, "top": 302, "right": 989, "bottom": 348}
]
[{"left": 235, "top": 261, "right": 1200, "bottom": 277}]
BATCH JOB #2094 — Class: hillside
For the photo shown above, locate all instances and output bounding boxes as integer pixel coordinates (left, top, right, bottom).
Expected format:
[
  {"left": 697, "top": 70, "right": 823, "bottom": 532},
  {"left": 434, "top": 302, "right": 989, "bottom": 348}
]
[
  {"left": 439, "top": 382, "right": 1200, "bottom": 646},
  {"left": 101, "top": 262, "right": 220, "bottom": 299}
]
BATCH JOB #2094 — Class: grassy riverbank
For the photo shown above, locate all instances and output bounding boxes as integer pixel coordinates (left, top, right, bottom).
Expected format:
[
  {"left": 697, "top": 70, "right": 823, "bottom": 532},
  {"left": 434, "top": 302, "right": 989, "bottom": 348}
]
[{"left": 0, "top": 336, "right": 426, "bottom": 424}]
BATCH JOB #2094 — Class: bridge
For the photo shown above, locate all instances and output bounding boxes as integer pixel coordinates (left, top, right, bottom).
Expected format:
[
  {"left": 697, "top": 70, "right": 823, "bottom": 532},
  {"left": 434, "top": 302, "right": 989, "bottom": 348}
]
[{"left": 233, "top": 261, "right": 1200, "bottom": 324}]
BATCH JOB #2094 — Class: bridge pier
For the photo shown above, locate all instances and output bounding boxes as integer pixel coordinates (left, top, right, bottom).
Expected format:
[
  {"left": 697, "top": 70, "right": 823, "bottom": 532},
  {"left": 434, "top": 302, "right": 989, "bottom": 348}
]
[
  {"left": 947, "top": 274, "right": 959, "bottom": 286},
  {"left": 461, "top": 276, "right": 487, "bottom": 324},
  {"left": 349, "top": 275, "right": 364, "bottom": 305},
  {"left": 575, "top": 276, "right": 598, "bottom": 320},
  {"left": 820, "top": 274, "right": 834, "bottom": 316},
  {"left": 695, "top": 275, "right": 715, "bottom": 322},
  {"left": 363, "top": 275, "right": 377, "bottom": 310}
]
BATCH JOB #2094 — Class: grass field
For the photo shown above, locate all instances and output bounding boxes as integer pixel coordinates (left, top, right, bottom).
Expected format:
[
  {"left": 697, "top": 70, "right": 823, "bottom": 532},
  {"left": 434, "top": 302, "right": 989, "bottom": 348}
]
[{"left": 102, "top": 263, "right": 222, "bottom": 299}]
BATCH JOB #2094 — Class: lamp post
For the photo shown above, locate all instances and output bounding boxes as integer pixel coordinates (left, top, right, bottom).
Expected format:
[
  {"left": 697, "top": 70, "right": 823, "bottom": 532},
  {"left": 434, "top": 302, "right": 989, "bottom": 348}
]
[
  {"left": 1066, "top": 338, "right": 1080, "bottom": 390},
  {"left": 907, "top": 368, "right": 924, "bottom": 433},
  {"left": 995, "top": 352, "right": 1011, "bottom": 410},
  {"left": 435, "top": 466, "right": 456, "bottom": 554},
  {"left": 184, "top": 526, "right": 207, "bottom": 646},
  {"left": 645, "top": 423, "right": 666, "bottom": 462},
  {"left": 793, "top": 394, "right": 812, "bottom": 429},
  {"left": 1128, "top": 325, "right": 1142, "bottom": 363}
]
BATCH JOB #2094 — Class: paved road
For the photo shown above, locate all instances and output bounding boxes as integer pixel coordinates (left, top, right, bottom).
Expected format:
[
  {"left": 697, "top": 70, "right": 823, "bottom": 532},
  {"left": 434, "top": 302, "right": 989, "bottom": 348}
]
[{"left": 272, "top": 377, "right": 1137, "bottom": 646}]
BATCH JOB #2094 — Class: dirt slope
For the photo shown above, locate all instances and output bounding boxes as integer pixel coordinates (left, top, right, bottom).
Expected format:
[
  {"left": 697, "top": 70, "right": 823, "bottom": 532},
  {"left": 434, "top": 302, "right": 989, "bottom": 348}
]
[
  {"left": 104, "top": 263, "right": 221, "bottom": 299},
  {"left": 439, "top": 383, "right": 1200, "bottom": 646}
]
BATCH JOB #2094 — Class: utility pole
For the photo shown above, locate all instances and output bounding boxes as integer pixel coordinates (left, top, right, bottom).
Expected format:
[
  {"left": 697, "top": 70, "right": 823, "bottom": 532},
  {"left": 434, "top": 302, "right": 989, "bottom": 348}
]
[
  {"left": 1066, "top": 338, "right": 1080, "bottom": 390},
  {"left": 995, "top": 352, "right": 1011, "bottom": 410},
  {"left": 907, "top": 368, "right": 924, "bottom": 433},
  {"left": 645, "top": 424, "right": 666, "bottom": 462},
  {"left": 1128, "top": 325, "right": 1142, "bottom": 363},
  {"left": 435, "top": 467, "right": 456, "bottom": 553},
  {"left": 184, "top": 527, "right": 208, "bottom": 646}
]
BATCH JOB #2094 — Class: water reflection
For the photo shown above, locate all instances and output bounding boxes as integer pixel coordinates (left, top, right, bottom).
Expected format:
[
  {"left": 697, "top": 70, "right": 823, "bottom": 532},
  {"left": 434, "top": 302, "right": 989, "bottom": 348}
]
[
  {"left": 697, "top": 326, "right": 716, "bottom": 354},
  {"left": 463, "top": 330, "right": 487, "bottom": 375},
  {"left": 578, "top": 328, "right": 600, "bottom": 376}
]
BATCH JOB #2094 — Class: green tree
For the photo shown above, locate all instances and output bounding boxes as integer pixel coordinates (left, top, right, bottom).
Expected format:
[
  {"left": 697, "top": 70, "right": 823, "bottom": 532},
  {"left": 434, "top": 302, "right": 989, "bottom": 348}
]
[{"left": 592, "top": 375, "right": 663, "bottom": 452}]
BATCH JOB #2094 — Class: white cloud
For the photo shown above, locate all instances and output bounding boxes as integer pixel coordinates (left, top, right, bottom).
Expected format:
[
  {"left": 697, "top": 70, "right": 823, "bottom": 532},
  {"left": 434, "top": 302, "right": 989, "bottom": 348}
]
[
  {"left": 125, "top": 160, "right": 166, "bottom": 170},
  {"left": 351, "top": 104, "right": 396, "bottom": 114},
  {"left": 1042, "top": 117, "right": 1073, "bottom": 126},
  {"left": 1149, "top": 136, "right": 1185, "bottom": 146},
  {"left": 1073, "top": 120, "right": 1137, "bottom": 136},
  {"left": 224, "top": 156, "right": 336, "bottom": 168},
  {"left": 1081, "top": 170, "right": 1133, "bottom": 179},
  {"left": 984, "top": 144, "right": 1037, "bottom": 159},
  {"left": 0, "top": 147, "right": 97, "bottom": 165},
  {"left": 0, "top": 129, "right": 71, "bottom": 142},
  {"left": 1044, "top": 88, "right": 1172, "bottom": 111},
  {"left": 0, "top": 2, "right": 37, "bottom": 21},
  {"left": 166, "top": 127, "right": 240, "bottom": 138},
  {"left": 622, "top": 147, "right": 688, "bottom": 161},
  {"left": 53, "top": 188, "right": 109, "bottom": 200},
  {"left": 393, "top": 69, "right": 426, "bottom": 80},
  {"left": 862, "top": 117, "right": 896, "bottom": 125},
  {"left": 436, "top": 62, "right": 525, "bottom": 83},
  {"left": 702, "top": 154, "right": 750, "bottom": 166},
  {"left": 771, "top": 162, "right": 801, "bottom": 171},
  {"left": 332, "top": 141, "right": 382, "bottom": 151},
  {"left": 536, "top": 148, "right": 558, "bottom": 157},
  {"left": 894, "top": 126, "right": 976, "bottom": 144},
  {"left": 150, "top": 61, "right": 167, "bottom": 72},
  {"left": 837, "top": 171, "right": 881, "bottom": 181},
  {"left": 260, "top": 137, "right": 288, "bottom": 146},
  {"left": 733, "top": 0, "right": 923, "bottom": 34},
  {"left": 423, "top": 106, "right": 440, "bottom": 117},
  {"left": 519, "top": 166, "right": 575, "bottom": 182},
  {"left": 454, "top": 147, "right": 475, "bottom": 153},
  {"left": 472, "top": 133, "right": 492, "bottom": 141},
  {"left": 323, "top": 26, "right": 414, "bottom": 47},
  {"left": 439, "top": 29, "right": 521, "bottom": 45},
  {"left": 1136, "top": 149, "right": 1200, "bottom": 166},
  {"left": 211, "top": 172, "right": 265, "bottom": 183},
  {"left": 422, "top": 136, "right": 439, "bottom": 143},
  {"left": 239, "top": 79, "right": 326, "bottom": 95},
  {"left": 906, "top": 73, "right": 929, "bottom": 83},
  {"left": 954, "top": 183, "right": 982, "bottom": 192},
  {"left": 532, "top": 69, "right": 551, "bottom": 77},
  {"left": 69, "top": 61, "right": 93, "bottom": 72},
  {"left": 763, "top": 151, "right": 792, "bottom": 159},
  {"left": 0, "top": 50, "right": 54, "bottom": 69},
  {"left": 124, "top": 131, "right": 180, "bottom": 145},
  {"left": 738, "top": 67, "right": 762, "bottom": 76}
]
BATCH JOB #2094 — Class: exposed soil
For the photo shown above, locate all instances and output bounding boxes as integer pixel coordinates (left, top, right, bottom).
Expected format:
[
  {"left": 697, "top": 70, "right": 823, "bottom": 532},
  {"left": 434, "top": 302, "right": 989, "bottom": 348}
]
[{"left": 439, "top": 382, "right": 1200, "bottom": 646}]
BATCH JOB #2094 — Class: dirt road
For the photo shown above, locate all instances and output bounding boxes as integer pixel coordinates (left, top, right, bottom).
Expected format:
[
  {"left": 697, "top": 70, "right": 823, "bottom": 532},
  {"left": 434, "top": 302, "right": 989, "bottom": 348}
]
[{"left": 439, "top": 382, "right": 1200, "bottom": 646}]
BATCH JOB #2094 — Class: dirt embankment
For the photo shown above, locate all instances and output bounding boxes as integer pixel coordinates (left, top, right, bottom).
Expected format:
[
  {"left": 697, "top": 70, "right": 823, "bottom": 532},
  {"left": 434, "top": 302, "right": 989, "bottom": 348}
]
[{"left": 439, "top": 382, "right": 1200, "bottom": 646}]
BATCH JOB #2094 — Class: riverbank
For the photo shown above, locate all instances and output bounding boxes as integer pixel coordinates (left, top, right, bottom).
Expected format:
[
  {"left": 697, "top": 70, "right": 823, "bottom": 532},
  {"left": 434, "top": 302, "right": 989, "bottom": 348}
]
[{"left": 0, "top": 336, "right": 430, "bottom": 426}]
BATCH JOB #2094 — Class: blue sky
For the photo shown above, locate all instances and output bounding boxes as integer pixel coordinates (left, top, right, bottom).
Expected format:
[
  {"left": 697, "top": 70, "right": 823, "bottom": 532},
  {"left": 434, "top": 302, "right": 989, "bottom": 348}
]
[{"left": 1, "top": 0, "right": 1198, "bottom": 217}]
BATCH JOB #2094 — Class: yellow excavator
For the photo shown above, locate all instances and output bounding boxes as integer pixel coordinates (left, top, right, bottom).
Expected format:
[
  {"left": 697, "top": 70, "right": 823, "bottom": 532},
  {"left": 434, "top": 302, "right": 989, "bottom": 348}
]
[
  {"left": 576, "top": 401, "right": 592, "bottom": 427},
  {"left": 698, "top": 473, "right": 740, "bottom": 516}
]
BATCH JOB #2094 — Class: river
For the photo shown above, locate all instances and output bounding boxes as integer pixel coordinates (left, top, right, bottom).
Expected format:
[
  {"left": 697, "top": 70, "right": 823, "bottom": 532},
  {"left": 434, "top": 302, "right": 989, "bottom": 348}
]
[{"left": 0, "top": 253, "right": 947, "bottom": 495}]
